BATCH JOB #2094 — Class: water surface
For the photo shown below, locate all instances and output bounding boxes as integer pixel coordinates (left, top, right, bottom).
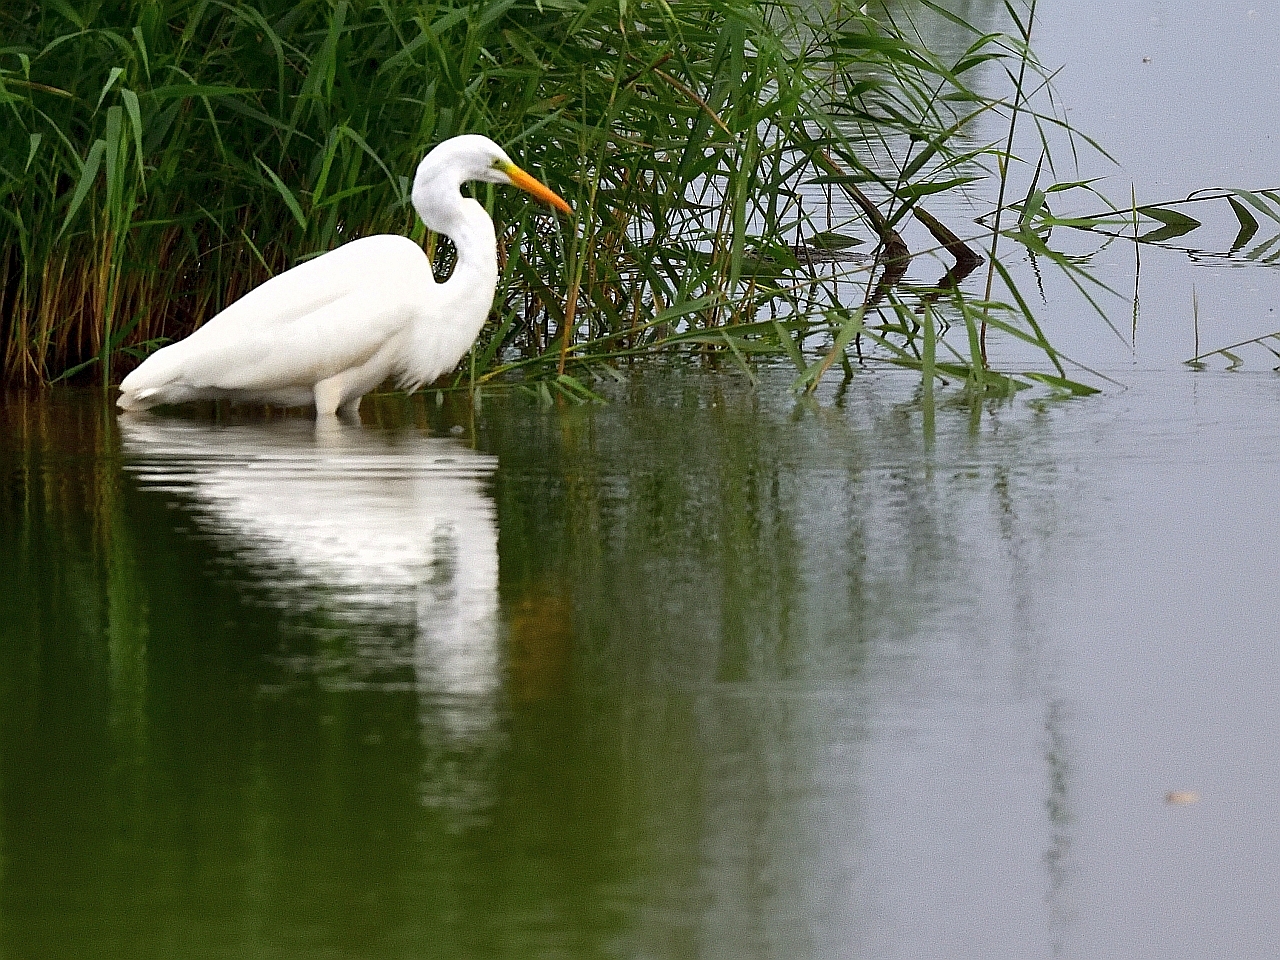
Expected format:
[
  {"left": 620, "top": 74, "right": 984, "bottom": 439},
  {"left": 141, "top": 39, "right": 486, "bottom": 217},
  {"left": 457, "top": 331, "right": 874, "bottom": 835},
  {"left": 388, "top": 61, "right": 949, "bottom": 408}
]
[{"left": 4, "top": 367, "right": 1280, "bottom": 959}]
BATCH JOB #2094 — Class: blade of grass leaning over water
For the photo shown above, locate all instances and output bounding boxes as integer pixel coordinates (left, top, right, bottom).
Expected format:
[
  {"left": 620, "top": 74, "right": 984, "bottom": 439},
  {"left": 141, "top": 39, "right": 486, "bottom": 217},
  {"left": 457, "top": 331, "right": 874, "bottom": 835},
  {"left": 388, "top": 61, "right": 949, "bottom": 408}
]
[{"left": 0, "top": 0, "right": 1192, "bottom": 398}]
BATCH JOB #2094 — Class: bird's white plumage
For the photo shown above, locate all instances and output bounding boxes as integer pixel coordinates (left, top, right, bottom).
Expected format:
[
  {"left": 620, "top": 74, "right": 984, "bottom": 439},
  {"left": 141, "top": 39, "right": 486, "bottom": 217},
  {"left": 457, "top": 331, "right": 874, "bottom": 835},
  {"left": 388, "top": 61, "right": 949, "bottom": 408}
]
[{"left": 118, "top": 135, "right": 570, "bottom": 417}]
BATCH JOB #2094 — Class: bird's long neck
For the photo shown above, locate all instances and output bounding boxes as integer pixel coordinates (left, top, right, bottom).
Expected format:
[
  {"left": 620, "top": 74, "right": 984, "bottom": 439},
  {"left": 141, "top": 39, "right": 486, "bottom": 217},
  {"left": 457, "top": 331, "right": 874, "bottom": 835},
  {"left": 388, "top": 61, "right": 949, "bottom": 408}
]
[
  {"left": 438, "top": 197, "right": 499, "bottom": 306},
  {"left": 415, "top": 184, "right": 499, "bottom": 376}
]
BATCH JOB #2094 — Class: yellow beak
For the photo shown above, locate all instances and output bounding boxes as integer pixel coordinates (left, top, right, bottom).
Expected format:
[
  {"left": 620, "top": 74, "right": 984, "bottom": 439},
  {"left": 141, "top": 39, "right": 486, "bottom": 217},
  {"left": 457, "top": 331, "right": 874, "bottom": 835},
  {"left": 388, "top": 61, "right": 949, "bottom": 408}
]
[{"left": 502, "top": 162, "right": 574, "bottom": 215}]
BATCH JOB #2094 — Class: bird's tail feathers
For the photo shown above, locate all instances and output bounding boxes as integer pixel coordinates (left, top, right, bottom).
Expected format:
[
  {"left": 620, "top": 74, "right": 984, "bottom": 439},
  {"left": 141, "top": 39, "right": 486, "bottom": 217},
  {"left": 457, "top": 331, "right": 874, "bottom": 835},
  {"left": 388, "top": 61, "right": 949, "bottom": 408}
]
[{"left": 117, "top": 386, "right": 161, "bottom": 411}]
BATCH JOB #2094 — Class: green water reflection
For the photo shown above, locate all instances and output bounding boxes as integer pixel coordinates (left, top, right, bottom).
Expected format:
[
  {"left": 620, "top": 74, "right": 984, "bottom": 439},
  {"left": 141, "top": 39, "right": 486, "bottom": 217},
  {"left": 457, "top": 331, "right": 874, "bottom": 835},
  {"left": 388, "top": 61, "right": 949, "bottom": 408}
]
[
  {"left": 0, "top": 376, "right": 1041, "bottom": 958},
  {"left": 6, "top": 368, "right": 1280, "bottom": 958}
]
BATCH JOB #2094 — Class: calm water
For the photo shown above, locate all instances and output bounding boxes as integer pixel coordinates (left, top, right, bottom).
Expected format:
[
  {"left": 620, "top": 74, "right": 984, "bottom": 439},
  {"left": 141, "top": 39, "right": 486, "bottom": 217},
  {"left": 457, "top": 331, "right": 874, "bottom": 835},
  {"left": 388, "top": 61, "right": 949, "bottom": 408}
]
[
  {"left": 5, "top": 367, "right": 1280, "bottom": 959},
  {"left": 5, "top": 1, "right": 1280, "bottom": 957}
]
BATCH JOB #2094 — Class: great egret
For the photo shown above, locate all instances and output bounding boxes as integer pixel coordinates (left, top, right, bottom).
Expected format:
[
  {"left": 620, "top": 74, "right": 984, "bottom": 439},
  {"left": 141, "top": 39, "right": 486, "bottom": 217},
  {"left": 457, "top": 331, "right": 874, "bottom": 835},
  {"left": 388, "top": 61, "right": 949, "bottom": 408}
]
[{"left": 117, "top": 134, "right": 572, "bottom": 417}]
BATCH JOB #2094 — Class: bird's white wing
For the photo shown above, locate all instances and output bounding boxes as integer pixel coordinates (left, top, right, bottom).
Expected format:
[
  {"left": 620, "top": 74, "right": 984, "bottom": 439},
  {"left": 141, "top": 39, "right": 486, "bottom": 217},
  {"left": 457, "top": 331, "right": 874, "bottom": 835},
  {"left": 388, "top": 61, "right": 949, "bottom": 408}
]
[
  {"left": 175, "top": 291, "right": 407, "bottom": 392},
  {"left": 197, "top": 234, "right": 431, "bottom": 334},
  {"left": 122, "top": 235, "right": 435, "bottom": 400}
]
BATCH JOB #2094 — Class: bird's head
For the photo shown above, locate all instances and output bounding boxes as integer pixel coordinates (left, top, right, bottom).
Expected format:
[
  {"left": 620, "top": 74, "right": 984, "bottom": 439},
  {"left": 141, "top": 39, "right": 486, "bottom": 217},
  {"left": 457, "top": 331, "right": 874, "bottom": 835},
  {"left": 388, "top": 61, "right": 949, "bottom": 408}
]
[{"left": 412, "top": 135, "right": 573, "bottom": 225}]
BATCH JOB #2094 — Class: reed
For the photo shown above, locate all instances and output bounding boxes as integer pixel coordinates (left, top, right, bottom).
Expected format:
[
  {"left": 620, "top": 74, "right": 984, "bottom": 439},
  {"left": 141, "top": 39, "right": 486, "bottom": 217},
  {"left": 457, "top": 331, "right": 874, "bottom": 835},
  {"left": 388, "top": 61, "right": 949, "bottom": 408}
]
[{"left": 1, "top": 0, "right": 1093, "bottom": 396}]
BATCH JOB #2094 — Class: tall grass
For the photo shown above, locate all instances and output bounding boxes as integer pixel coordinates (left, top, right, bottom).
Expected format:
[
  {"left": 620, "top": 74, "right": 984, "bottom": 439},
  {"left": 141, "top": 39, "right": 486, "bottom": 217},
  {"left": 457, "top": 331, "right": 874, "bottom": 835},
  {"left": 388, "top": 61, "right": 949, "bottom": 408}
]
[{"left": 1, "top": 0, "right": 1090, "bottom": 396}]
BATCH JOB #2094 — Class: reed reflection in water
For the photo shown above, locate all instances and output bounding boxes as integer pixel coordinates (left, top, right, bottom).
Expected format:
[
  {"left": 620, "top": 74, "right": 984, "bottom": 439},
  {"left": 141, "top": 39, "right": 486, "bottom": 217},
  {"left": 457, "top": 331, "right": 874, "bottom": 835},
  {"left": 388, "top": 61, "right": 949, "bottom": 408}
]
[{"left": 7, "top": 367, "right": 1280, "bottom": 959}]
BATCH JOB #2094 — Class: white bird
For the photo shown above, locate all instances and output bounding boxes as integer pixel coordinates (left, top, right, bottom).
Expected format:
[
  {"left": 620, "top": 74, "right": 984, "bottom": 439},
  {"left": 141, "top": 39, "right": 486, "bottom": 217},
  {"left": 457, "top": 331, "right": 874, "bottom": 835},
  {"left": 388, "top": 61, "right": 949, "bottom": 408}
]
[{"left": 117, "top": 134, "right": 572, "bottom": 417}]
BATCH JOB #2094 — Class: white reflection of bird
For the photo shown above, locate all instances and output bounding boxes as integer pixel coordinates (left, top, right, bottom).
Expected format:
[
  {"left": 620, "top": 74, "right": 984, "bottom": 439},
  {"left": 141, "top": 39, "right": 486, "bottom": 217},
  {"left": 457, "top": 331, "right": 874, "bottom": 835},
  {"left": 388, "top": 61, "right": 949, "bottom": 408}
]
[
  {"left": 118, "top": 135, "right": 572, "bottom": 417},
  {"left": 121, "top": 417, "right": 501, "bottom": 740}
]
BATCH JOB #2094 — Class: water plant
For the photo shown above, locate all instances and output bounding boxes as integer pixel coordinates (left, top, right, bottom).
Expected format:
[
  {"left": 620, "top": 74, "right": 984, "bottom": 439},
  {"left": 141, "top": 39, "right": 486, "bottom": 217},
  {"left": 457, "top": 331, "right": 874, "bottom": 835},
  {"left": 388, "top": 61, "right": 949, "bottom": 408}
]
[{"left": 0, "top": 0, "right": 1170, "bottom": 399}]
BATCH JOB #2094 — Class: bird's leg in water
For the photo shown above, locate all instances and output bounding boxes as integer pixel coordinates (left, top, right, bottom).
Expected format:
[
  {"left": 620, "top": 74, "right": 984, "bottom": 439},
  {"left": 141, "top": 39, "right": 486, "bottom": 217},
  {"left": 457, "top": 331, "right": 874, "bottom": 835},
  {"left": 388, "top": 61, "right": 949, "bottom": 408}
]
[{"left": 314, "top": 374, "right": 346, "bottom": 418}]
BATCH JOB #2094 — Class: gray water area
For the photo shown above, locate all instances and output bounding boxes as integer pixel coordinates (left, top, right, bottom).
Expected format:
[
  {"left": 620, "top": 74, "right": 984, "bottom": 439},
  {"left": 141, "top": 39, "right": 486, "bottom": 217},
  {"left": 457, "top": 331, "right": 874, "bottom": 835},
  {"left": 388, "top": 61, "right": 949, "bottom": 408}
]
[
  {"left": 5, "top": 366, "right": 1280, "bottom": 958},
  {"left": 4, "top": 1, "right": 1280, "bottom": 958},
  {"left": 999, "top": 0, "right": 1280, "bottom": 373},
  {"left": 849, "top": 0, "right": 1280, "bottom": 374}
]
